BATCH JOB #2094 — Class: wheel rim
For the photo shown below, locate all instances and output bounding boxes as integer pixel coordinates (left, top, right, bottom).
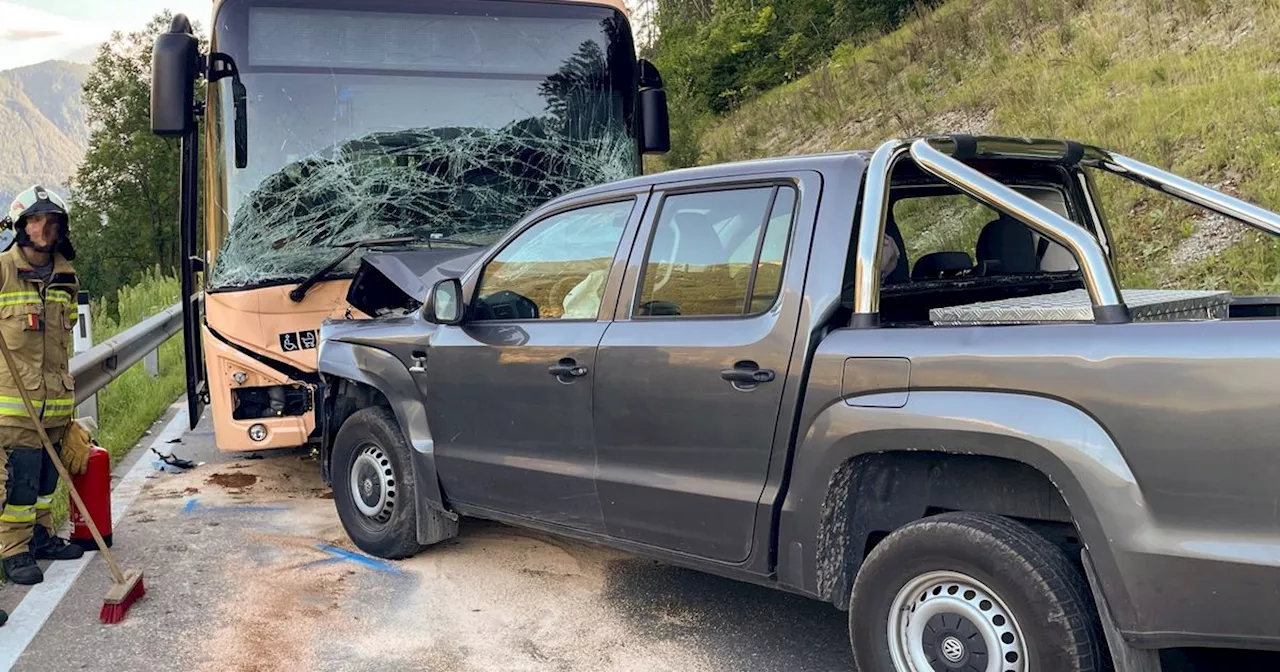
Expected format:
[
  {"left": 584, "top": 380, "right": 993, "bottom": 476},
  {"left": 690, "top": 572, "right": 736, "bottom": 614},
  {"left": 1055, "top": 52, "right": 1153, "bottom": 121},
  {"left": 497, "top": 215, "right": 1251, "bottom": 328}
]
[
  {"left": 887, "top": 570, "right": 1027, "bottom": 672},
  {"left": 349, "top": 442, "right": 396, "bottom": 523}
]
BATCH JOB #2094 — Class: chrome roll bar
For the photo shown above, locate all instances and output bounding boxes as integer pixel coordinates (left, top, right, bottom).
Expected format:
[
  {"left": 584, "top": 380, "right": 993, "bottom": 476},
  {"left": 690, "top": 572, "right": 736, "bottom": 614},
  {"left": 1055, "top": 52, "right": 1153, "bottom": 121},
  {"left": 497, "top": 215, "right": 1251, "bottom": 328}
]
[
  {"left": 851, "top": 138, "right": 912, "bottom": 325},
  {"left": 1091, "top": 152, "right": 1280, "bottom": 237},
  {"left": 852, "top": 137, "right": 1130, "bottom": 325}
]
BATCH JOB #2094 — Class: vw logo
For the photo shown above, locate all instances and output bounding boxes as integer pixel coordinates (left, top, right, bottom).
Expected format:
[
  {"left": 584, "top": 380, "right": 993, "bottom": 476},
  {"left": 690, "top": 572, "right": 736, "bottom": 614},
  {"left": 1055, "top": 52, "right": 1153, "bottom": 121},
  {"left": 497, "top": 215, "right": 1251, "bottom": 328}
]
[
  {"left": 363, "top": 479, "right": 375, "bottom": 497},
  {"left": 940, "top": 636, "right": 965, "bottom": 663}
]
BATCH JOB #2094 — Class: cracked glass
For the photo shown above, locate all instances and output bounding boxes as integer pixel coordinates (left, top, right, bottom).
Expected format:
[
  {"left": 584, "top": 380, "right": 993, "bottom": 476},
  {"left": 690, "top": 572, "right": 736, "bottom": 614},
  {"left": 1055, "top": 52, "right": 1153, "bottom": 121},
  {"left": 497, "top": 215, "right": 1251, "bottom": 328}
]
[{"left": 207, "top": 0, "right": 639, "bottom": 290}]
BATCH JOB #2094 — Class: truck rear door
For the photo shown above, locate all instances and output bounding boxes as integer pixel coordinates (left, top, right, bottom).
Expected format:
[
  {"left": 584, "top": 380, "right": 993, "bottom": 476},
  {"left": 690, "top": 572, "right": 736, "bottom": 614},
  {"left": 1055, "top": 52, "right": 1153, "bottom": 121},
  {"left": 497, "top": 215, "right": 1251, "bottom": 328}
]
[{"left": 593, "top": 172, "right": 817, "bottom": 563}]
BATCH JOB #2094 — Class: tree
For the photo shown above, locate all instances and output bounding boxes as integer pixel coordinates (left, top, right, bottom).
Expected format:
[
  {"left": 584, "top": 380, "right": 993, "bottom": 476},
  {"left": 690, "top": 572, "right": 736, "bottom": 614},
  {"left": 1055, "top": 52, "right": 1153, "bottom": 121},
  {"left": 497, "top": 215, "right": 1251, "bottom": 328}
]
[{"left": 69, "top": 11, "right": 207, "bottom": 303}]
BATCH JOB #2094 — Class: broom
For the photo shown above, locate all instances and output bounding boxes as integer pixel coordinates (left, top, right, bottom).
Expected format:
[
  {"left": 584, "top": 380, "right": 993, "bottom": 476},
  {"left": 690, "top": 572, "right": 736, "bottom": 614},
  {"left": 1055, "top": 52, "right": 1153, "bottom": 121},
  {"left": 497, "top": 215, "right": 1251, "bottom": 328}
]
[{"left": 0, "top": 329, "right": 144, "bottom": 623}]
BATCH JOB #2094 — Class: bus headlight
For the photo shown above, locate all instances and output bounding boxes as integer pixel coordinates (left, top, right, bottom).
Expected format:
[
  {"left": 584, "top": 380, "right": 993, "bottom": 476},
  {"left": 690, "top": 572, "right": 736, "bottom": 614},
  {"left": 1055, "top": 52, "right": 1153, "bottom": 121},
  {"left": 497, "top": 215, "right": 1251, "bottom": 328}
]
[{"left": 248, "top": 423, "right": 268, "bottom": 442}]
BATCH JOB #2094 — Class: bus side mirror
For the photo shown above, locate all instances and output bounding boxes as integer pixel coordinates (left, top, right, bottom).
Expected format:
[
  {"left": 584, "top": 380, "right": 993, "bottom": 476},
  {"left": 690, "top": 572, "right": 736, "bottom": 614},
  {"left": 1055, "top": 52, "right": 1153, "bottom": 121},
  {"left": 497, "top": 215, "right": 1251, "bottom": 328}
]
[
  {"left": 150, "top": 16, "right": 199, "bottom": 137},
  {"left": 425, "top": 278, "right": 465, "bottom": 325},
  {"left": 638, "top": 59, "right": 670, "bottom": 155}
]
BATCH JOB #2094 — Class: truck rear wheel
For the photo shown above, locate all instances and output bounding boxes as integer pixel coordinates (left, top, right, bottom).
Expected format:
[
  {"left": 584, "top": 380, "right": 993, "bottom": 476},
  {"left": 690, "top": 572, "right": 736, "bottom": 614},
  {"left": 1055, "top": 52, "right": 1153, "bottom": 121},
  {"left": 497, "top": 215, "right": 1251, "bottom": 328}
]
[
  {"left": 332, "top": 406, "right": 454, "bottom": 559},
  {"left": 849, "top": 512, "right": 1107, "bottom": 672}
]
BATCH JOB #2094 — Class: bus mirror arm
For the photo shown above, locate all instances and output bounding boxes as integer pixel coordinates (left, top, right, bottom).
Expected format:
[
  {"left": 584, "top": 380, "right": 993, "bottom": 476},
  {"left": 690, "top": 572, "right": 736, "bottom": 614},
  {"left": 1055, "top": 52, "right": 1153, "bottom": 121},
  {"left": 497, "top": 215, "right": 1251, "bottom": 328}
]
[{"left": 208, "top": 53, "right": 249, "bottom": 169}]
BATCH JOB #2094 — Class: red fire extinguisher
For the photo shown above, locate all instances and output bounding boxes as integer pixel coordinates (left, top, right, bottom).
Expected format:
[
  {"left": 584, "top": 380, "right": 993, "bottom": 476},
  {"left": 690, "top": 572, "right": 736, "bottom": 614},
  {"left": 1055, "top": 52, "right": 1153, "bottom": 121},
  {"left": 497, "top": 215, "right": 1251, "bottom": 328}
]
[{"left": 70, "top": 444, "right": 113, "bottom": 551}]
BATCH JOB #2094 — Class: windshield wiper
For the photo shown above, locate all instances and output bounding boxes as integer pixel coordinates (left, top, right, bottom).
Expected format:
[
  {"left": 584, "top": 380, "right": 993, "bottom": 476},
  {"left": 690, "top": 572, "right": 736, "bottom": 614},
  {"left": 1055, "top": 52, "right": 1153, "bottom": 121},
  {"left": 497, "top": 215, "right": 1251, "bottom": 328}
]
[
  {"left": 289, "top": 236, "right": 416, "bottom": 302},
  {"left": 421, "top": 235, "right": 488, "bottom": 248}
]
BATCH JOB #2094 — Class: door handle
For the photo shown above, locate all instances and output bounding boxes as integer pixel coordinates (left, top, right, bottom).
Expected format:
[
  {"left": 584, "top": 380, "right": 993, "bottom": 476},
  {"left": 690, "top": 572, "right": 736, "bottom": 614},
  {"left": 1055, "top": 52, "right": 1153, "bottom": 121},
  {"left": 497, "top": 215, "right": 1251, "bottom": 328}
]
[
  {"left": 721, "top": 361, "right": 775, "bottom": 385},
  {"left": 549, "top": 358, "right": 588, "bottom": 378}
]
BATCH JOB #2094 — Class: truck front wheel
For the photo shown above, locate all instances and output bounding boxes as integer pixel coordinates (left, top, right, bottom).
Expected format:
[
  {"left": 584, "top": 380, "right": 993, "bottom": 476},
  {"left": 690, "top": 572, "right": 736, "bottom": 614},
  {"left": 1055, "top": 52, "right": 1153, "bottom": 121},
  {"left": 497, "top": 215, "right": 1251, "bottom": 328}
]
[
  {"left": 331, "top": 406, "right": 454, "bottom": 559},
  {"left": 849, "top": 512, "right": 1107, "bottom": 672}
]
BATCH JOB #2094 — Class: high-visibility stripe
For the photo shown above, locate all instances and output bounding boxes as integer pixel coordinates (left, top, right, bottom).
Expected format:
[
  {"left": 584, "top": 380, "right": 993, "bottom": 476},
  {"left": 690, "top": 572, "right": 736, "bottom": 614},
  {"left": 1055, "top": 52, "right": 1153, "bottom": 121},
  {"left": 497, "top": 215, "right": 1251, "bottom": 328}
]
[
  {"left": 0, "top": 396, "right": 74, "bottom": 418},
  {"left": 0, "top": 292, "right": 41, "bottom": 307},
  {"left": 34, "top": 496, "right": 52, "bottom": 511},
  {"left": 1, "top": 505, "right": 36, "bottom": 523}
]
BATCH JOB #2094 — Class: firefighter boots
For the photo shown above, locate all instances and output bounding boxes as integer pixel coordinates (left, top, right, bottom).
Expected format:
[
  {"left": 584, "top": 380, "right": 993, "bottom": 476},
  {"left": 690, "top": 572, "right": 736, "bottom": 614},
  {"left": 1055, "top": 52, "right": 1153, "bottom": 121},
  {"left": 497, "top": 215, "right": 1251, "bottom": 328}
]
[
  {"left": 2, "top": 551, "right": 42, "bottom": 585},
  {"left": 32, "top": 525, "right": 83, "bottom": 560}
]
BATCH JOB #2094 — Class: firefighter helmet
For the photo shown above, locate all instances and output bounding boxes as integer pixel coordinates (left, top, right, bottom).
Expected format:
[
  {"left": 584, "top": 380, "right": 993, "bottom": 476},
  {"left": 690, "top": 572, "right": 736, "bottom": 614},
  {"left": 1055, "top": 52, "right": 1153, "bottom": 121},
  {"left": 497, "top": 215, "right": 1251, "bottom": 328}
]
[{"left": 7, "top": 185, "right": 74, "bottom": 260}]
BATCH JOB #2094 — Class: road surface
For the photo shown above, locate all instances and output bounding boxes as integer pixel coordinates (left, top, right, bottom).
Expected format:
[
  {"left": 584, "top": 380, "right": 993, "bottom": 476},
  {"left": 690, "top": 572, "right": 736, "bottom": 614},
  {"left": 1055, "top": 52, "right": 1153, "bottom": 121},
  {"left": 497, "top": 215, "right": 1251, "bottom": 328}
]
[
  {"left": 1, "top": 402, "right": 1270, "bottom": 671},
  {"left": 2, "top": 403, "right": 853, "bottom": 671}
]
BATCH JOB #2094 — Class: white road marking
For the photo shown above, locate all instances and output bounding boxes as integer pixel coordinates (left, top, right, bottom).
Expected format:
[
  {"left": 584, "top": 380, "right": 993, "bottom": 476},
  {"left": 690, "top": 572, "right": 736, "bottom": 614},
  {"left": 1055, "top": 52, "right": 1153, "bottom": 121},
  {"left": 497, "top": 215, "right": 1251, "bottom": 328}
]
[{"left": 0, "top": 402, "right": 191, "bottom": 669}]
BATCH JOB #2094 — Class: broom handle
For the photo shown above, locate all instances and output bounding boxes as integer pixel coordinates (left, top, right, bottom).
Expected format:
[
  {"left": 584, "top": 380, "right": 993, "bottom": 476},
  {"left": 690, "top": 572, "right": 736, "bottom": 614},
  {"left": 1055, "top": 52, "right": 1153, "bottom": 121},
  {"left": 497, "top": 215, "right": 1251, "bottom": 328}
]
[{"left": 0, "top": 329, "right": 126, "bottom": 584}]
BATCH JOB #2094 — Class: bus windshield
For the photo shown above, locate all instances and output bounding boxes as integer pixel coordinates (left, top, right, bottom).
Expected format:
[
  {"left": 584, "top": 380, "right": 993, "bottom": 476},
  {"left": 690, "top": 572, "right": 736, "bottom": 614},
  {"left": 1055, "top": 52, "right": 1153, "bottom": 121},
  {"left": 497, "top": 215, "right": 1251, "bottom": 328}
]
[{"left": 206, "top": 0, "right": 639, "bottom": 290}]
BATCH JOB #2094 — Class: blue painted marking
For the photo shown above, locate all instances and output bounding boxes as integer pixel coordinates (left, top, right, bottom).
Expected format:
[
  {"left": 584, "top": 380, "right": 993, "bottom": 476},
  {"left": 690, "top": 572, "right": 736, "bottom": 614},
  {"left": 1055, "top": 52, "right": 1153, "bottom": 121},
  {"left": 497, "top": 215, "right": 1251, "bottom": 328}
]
[
  {"left": 315, "top": 544, "right": 404, "bottom": 575},
  {"left": 180, "top": 498, "right": 289, "bottom": 515},
  {"left": 297, "top": 557, "right": 346, "bottom": 571}
]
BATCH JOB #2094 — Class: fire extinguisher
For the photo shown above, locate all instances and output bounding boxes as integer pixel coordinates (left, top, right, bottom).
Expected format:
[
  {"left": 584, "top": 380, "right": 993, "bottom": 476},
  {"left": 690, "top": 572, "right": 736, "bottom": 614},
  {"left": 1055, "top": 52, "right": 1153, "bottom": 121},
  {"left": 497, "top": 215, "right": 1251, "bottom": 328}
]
[{"left": 70, "top": 444, "right": 113, "bottom": 551}]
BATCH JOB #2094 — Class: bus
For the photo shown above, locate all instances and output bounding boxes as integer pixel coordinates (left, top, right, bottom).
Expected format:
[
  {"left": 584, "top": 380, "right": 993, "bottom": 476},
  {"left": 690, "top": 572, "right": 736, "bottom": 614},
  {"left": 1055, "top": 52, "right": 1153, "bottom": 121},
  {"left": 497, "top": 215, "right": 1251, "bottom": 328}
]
[{"left": 149, "top": 0, "right": 670, "bottom": 451}]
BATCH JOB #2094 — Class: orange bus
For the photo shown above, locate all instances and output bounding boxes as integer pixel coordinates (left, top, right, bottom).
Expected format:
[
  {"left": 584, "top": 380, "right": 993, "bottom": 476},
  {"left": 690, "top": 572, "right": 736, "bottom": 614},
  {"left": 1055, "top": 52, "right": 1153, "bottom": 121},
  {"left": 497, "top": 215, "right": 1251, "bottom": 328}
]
[{"left": 149, "top": 0, "right": 670, "bottom": 451}]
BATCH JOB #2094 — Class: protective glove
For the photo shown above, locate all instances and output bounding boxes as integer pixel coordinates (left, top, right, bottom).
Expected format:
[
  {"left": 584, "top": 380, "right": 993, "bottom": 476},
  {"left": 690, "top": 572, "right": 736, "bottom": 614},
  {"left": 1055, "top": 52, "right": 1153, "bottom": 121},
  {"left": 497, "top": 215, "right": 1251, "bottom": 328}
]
[{"left": 61, "top": 419, "right": 94, "bottom": 476}]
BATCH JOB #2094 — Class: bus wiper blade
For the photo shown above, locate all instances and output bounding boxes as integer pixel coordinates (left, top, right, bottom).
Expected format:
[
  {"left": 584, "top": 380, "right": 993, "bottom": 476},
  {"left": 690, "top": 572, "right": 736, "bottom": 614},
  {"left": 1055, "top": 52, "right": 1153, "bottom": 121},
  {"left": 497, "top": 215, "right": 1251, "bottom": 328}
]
[
  {"left": 289, "top": 236, "right": 416, "bottom": 303},
  {"left": 421, "top": 236, "right": 488, "bottom": 248}
]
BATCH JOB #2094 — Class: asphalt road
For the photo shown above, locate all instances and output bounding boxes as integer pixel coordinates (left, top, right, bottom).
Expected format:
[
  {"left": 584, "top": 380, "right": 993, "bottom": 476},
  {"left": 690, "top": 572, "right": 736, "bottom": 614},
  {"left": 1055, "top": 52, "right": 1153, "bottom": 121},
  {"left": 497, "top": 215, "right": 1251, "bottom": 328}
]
[
  {"left": 5, "top": 405, "right": 855, "bottom": 672},
  {"left": 3, "top": 403, "right": 1273, "bottom": 671}
]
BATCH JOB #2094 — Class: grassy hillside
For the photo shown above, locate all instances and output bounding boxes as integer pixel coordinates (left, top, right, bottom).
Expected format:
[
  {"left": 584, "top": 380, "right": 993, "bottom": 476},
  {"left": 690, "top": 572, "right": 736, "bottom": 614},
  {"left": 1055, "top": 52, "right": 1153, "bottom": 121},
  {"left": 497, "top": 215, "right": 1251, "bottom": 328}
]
[
  {"left": 0, "top": 60, "right": 91, "bottom": 207},
  {"left": 668, "top": 0, "right": 1280, "bottom": 294}
]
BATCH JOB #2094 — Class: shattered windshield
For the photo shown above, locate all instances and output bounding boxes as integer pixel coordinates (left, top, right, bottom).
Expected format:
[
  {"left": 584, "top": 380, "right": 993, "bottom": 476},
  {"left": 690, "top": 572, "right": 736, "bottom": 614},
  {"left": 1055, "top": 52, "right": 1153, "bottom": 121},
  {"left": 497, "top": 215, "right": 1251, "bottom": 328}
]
[{"left": 206, "top": 0, "right": 639, "bottom": 289}]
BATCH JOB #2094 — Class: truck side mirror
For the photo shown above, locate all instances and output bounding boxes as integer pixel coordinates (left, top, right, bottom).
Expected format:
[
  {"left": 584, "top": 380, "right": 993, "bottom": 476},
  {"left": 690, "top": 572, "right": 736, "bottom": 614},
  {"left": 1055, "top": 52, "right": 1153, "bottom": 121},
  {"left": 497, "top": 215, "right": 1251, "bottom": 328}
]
[
  {"left": 638, "top": 59, "right": 670, "bottom": 154},
  {"left": 425, "top": 278, "right": 465, "bottom": 325},
  {"left": 150, "top": 16, "right": 199, "bottom": 137}
]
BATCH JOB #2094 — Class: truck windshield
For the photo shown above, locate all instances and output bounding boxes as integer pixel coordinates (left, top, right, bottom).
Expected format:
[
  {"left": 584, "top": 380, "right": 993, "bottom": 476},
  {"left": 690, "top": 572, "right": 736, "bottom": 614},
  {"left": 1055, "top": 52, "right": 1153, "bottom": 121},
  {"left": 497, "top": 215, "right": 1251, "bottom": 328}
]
[{"left": 206, "top": 0, "right": 639, "bottom": 290}]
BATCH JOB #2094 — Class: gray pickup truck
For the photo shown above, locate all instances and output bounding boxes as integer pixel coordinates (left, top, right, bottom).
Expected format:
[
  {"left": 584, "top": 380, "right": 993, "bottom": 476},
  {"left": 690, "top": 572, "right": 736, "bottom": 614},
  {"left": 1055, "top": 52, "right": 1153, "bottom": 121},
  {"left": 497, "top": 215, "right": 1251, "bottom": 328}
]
[{"left": 315, "top": 134, "right": 1280, "bottom": 671}]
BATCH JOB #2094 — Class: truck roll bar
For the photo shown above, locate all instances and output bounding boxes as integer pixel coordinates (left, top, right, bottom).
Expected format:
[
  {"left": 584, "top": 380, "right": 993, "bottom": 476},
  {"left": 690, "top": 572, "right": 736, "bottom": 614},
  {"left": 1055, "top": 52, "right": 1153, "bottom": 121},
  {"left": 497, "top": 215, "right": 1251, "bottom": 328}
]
[
  {"left": 1090, "top": 152, "right": 1280, "bottom": 238},
  {"left": 852, "top": 137, "right": 1131, "bottom": 326}
]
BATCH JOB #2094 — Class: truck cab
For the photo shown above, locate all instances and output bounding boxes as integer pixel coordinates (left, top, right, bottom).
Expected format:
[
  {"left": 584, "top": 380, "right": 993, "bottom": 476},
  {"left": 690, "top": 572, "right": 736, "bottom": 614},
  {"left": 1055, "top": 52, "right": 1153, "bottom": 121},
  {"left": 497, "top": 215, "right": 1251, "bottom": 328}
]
[{"left": 317, "top": 134, "right": 1280, "bottom": 670}]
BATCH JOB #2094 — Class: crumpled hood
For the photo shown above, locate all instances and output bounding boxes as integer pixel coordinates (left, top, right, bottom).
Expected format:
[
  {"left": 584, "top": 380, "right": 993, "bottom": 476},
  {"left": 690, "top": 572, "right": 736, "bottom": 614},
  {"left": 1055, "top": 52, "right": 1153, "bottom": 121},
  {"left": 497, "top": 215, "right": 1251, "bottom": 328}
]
[{"left": 345, "top": 246, "right": 488, "bottom": 316}]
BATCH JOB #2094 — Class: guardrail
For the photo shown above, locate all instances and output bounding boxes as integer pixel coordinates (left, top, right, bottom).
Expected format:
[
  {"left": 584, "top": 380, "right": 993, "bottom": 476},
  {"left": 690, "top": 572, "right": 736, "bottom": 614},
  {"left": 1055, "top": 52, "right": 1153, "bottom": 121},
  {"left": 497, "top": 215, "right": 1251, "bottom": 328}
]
[{"left": 70, "top": 297, "right": 184, "bottom": 416}]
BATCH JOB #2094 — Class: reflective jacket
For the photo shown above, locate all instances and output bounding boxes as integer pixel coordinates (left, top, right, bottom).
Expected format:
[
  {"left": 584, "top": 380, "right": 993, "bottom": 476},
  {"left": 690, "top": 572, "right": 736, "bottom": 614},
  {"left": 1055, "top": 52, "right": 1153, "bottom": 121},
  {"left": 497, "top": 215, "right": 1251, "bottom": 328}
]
[{"left": 0, "top": 245, "right": 77, "bottom": 430}]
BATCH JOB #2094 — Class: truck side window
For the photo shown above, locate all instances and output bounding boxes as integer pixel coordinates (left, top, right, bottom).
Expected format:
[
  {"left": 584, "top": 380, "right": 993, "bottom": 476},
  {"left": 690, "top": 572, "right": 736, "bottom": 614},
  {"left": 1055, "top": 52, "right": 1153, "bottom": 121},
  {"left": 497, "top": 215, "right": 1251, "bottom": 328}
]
[
  {"left": 636, "top": 185, "right": 797, "bottom": 317},
  {"left": 472, "top": 199, "right": 634, "bottom": 321},
  {"left": 890, "top": 185, "right": 1077, "bottom": 281}
]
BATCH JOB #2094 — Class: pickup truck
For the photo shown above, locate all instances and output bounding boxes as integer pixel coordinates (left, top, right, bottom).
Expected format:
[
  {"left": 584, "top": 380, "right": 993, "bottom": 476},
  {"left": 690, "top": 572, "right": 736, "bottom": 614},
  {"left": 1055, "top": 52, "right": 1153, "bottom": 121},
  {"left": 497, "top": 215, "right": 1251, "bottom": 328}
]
[{"left": 315, "top": 134, "right": 1280, "bottom": 671}]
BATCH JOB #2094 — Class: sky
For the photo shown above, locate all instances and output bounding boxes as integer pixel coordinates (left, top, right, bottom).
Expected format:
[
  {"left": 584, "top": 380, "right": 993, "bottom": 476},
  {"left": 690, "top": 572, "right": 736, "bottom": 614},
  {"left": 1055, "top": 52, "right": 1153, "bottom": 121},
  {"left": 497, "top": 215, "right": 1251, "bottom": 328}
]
[{"left": 0, "top": 0, "right": 211, "bottom": 71}]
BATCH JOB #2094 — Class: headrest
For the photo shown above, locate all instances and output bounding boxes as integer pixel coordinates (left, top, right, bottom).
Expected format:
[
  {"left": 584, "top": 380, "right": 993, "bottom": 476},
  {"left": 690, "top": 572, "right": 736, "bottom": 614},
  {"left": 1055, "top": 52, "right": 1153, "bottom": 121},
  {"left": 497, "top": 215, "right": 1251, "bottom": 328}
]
[{"left": 976, "top": 215, "right": 1037, "bottom": 274}]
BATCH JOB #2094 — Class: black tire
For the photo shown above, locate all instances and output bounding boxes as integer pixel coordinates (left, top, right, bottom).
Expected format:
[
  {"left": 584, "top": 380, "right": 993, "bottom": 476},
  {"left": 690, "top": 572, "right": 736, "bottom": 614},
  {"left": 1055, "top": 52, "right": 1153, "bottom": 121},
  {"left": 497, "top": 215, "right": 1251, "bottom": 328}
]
[
  {"left": 332, "top": 406, "right": 457, "bottom": 559},
  {"left": 849, "top": 511, "right": 1109, "bottom": 672}
]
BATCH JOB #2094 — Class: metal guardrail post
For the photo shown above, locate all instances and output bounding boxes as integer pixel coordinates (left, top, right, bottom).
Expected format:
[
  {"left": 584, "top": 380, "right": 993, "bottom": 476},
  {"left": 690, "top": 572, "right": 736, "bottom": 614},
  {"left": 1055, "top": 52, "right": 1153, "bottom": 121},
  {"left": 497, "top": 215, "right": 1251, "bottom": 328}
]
[
  {"left": 145, "top": 348, "right": 160, "bottom": 377},
  {"left": 73, "top": 290, "right": 99, "bottom": 423}
]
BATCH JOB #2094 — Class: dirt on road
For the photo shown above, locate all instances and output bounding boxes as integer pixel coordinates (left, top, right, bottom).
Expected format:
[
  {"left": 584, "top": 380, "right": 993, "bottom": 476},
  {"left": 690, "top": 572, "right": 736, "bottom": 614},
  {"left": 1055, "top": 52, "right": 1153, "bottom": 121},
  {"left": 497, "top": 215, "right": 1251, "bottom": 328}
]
[
  {"left": 17, "top": 424, "right": 852, "bottom": 672},
  {"left": 130, "top": 454, "right": 722, "bottom": 672}
]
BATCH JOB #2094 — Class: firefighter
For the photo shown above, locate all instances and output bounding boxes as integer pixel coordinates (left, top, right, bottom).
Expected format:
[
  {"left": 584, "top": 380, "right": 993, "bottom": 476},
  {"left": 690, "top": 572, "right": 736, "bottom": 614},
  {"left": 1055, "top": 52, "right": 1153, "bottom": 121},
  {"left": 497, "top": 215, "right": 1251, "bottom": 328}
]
[{"left": 0, "top": 185, "right": 90, "bottom": 589}]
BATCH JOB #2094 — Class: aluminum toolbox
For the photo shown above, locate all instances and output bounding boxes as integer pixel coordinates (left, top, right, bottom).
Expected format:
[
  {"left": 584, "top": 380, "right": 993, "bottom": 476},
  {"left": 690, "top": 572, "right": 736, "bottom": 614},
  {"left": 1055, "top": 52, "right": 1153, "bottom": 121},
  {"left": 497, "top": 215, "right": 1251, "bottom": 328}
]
[{"left": 929, "top": 288, "right": 1232, "bottom": 325}]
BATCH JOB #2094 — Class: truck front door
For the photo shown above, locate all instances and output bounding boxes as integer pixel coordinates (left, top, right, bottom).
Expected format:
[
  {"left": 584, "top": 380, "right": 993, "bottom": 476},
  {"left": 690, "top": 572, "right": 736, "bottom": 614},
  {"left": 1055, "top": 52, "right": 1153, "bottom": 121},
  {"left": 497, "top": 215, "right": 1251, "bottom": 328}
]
[
  {"left": 594, "top": 175, "right": 811, "bottom": 563},
  {"left": 427, "top": 195, "right": 644, "bottom": 534}
]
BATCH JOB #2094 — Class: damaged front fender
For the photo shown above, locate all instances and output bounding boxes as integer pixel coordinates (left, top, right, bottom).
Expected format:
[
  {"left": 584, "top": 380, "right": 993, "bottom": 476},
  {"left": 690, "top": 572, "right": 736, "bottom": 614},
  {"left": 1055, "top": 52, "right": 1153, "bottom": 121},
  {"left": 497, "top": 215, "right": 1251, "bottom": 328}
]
[{"left": 317, "top": 336, "right": 455, "bottom": 528}]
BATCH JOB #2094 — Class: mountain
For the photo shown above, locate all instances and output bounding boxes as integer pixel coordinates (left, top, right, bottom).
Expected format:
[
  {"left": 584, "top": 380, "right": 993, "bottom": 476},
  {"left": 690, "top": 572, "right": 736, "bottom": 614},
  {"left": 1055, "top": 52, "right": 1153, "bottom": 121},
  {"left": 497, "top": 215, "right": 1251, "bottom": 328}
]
[{"left": 0, "top": 60, "right": 92, "bottom": 213}]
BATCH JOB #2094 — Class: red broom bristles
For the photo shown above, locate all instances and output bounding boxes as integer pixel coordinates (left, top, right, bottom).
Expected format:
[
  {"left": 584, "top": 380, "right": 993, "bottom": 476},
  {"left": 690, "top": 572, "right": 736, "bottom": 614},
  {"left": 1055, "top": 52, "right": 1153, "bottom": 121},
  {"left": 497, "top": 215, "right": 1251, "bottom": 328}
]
[{"left": 99, "top": 575, "right": 145, "bottom": 624}]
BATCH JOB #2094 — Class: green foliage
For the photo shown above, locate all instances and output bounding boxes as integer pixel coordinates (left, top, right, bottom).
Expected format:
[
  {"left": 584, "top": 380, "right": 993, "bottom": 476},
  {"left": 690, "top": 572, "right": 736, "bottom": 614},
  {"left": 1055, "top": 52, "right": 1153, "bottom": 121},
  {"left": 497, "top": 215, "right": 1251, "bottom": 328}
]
[
  {"left": 650, "top": 0, "right": 934, "bottom": 168},
  {"left": 677, "top": 0, "right": 1280, "bottom": 295},
  {"left": 68, "top": 12, "right": 207, "bottom": 307},
  {"left": 89, "top": 268, "right": 185, "bottom": 464}
]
